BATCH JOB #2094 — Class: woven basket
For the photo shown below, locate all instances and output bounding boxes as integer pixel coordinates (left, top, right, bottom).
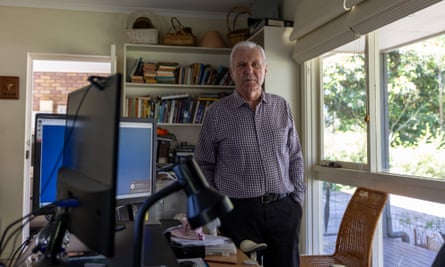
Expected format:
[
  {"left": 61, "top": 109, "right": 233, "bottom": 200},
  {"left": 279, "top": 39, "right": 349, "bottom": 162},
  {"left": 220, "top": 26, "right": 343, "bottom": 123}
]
[
  {"left": 161, "top": 17, "right": 197, "bottom": 46},
  {"left": 226, "top": 6, "right": 251, "bottom": 47},
  {"left": 126, "top": 12, "right": 159, "bottom": 44},
  {"left": 127, "top": 28, "right": 159, "bottom": 44}
]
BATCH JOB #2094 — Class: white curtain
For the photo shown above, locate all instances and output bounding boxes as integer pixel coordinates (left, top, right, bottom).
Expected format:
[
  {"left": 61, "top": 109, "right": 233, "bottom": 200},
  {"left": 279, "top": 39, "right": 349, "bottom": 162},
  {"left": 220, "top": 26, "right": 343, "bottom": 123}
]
[{"left": 290, "top": 0, "right": 442, "bottom": 63}]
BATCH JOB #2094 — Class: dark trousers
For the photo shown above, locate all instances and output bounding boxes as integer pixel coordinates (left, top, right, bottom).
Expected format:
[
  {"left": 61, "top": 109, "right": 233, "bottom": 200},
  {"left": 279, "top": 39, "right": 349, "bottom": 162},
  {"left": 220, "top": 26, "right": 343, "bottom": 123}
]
[{"left": 219, "top": 196, "right": 302, "bottom": 267}]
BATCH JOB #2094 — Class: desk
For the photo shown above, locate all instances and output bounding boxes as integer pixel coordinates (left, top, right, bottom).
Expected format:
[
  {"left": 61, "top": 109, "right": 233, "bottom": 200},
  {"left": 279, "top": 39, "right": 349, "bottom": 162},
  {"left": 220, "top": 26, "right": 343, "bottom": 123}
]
[
  {"left": 24, "top": 220, "right": 257, "bottom": 267},
  {"left": 119, "top": 221, "right": 259, "bottom": 267},
  {"left": 206, "top": 249, "right": 258, "bottom": 267}
]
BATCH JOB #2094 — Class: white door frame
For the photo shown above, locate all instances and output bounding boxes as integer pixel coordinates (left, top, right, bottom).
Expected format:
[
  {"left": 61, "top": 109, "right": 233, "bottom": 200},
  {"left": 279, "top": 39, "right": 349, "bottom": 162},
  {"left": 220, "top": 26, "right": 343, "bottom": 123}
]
[{"left": 23, "top": 46, "right": 116, "bottom": 240}]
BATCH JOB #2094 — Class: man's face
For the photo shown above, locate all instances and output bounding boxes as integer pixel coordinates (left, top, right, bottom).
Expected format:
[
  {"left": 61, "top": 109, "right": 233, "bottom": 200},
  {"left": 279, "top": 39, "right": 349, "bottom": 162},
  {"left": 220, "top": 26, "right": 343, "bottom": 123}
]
[{"left": 230, "top": 48, "right": 267, "bottom": 95}]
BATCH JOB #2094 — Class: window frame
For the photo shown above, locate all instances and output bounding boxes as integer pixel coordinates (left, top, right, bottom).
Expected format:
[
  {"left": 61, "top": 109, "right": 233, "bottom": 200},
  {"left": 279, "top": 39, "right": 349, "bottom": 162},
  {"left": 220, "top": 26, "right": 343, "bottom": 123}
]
[{"left": 301, "top": 30, "right": 445, "bottom": 264}]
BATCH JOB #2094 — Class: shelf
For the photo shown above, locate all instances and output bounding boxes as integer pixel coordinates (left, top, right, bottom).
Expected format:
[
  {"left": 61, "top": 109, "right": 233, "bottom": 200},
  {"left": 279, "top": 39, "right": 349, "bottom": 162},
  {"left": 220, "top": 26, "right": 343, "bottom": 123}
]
[
  {"left": 158, "top": 123, "right": 202, "bottom": 127},
  {"left": 125, "top": 43, "right": 232, "bottom": 55},
  {"left": 125, "top": 82, "right": 234, "bottom": 90}
]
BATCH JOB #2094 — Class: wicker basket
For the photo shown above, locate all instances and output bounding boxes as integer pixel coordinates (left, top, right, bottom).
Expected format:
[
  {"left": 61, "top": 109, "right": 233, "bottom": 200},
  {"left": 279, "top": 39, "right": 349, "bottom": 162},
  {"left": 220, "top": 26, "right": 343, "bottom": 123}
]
[
  {"left": 127, "top": 28, "right": 159, "bottom": 44},
  {"left": 126, "top": 12, "right": 159, "bottom": 44},
  {"left": 161, "top": 17, "right": 197, "bottom": 46},
  {"left": 226, "top": 6, "right": 251, "bottom": 47}
]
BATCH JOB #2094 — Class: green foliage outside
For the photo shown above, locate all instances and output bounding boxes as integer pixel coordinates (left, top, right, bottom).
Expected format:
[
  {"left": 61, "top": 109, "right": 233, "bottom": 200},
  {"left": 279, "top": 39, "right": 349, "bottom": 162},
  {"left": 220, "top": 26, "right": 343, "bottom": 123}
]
[{"left": 323, "top": 35, "right": 445, "bottom": 179}]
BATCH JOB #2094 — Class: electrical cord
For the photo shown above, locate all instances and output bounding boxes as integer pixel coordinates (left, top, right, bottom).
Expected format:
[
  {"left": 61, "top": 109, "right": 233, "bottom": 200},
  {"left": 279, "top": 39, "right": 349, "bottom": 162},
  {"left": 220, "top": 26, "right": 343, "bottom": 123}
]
[
  {"left": 8, "top": 235, "right": 33, "bottom": 267},
  {"left": 0, "top": 200, "right": 79, "bottom": 259},
  {"left": 0, "top": 213, "right": 33, "bottom": 256}
]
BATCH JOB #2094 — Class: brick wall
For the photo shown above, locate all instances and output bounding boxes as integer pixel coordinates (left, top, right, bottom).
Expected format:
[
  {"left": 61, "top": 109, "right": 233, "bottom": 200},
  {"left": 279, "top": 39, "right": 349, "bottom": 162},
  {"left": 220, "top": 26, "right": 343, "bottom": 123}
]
[{"left": 33, "top": 72, "right": 108, "bottom": 113}]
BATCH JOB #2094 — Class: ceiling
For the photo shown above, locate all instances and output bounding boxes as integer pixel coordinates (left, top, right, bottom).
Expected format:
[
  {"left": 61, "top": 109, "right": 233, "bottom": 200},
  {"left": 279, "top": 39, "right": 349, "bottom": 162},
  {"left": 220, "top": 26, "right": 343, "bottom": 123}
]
[
  {"left": 1, "top": 0, "right": 444, "bottom": 50},
  {"left": 0, "top": 0, "right": 255, "bottom": 17}
]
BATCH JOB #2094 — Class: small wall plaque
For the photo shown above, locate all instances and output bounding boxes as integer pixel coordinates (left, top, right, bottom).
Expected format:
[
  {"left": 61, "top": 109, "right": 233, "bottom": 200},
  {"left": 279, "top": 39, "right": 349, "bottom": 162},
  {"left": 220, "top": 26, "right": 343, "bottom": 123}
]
[{"left": 0, "top": 76, "right": 19, "bottom": 99}]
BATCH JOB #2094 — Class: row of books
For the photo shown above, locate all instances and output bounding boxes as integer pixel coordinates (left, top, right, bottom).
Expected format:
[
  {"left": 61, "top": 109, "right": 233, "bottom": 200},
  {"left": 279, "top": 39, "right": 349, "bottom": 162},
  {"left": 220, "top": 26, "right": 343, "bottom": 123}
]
[
  {"left": 177, "top": 64, "right": 233, "bottom": 86},
  {"left": 128, "top": 58, "right": 233, "bottom": 86},
  {"left": 126, "top": 92, "right": 230, "bottom": 124}
]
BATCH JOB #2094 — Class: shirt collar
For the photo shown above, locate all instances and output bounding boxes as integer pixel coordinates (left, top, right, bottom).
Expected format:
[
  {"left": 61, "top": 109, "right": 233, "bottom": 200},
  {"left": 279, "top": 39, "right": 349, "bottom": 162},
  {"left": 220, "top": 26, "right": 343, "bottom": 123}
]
[{"left": 232, "top": 90, "right": 268, "bottom": 108}]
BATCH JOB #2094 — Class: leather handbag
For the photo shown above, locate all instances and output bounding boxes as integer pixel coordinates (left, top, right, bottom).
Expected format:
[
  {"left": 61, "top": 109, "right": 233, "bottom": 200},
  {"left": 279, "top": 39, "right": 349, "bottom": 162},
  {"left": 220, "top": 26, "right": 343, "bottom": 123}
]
[{"left": 162, "top": 17, "right": 197, "bottom": 46}]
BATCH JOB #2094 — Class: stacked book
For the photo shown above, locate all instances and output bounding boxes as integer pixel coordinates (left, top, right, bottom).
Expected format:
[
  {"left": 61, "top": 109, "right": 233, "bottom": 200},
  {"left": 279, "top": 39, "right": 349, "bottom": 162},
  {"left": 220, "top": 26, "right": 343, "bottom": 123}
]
[
  {"left": 143, "top": 62, "right": 157, "bottom": 84},
  {"left": 175, "top": 143, "right": 195, "bottom": 163},
  {"left": 248, "top": 17, "right": 294, "bottom": 35},
  {"left": 156, "top": 62, "right": 178, "bottom": 84}
]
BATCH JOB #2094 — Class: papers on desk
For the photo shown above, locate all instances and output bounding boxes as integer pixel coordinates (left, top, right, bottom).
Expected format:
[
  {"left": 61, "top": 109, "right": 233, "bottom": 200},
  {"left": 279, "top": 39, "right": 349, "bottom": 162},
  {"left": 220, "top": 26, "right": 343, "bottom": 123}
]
[
  {"left": 171, "top": 234, "right": 229, "bottom": 246},
  {"left": 171, "top": 234, "right": 237, "bottom": 256}
]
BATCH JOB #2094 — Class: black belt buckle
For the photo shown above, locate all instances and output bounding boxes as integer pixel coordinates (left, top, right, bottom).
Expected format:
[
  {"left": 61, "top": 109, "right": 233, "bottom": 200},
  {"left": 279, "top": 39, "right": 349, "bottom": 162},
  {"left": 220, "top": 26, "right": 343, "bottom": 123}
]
[{"left": 260, "top": 193, "right": 278, "bottom": 204}]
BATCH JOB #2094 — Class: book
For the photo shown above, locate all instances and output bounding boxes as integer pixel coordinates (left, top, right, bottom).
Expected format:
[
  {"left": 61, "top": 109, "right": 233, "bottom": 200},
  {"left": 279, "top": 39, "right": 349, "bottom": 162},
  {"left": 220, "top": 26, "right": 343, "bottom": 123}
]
[
  {"left": 193, "top": 100, "right": 206, "bottom": 124},
  {"left": 127, "top": 57, "right": 142, "bottom": 82},
  {"left": 159, "top": 92, "right": 190, "bottom": 100},
  {"left": 248, "top": 18, "right": 294, "bottom": 35}
]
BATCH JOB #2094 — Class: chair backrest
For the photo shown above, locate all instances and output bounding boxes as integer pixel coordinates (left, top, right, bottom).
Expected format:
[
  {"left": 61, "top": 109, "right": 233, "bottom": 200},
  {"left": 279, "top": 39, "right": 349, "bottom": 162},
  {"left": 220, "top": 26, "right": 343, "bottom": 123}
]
[{"left": 333, "top": 187, "right": 388, "bottom": 267}]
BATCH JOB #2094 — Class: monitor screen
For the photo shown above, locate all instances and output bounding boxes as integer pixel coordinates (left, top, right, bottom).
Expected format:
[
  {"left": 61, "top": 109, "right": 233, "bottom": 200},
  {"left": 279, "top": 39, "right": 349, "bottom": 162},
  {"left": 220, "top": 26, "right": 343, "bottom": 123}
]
[
  {"left": 32, "top": 115, "right": 156, "bottom": 210},
  {"left": 116, "top": 118, "right": 156, "bottom": 205},
  {"left": 32, "top": 113, "right": 66, "bottom": 210},
  {"left": 57, "top": 74, "right": 121, "bottom": 258}
]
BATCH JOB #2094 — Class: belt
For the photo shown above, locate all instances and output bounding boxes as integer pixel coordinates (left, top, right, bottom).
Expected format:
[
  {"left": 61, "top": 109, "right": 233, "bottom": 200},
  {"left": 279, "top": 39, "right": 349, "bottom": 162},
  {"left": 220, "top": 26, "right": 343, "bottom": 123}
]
[{"left": 231, "top": 193, "right": 289, "bottom": 205}]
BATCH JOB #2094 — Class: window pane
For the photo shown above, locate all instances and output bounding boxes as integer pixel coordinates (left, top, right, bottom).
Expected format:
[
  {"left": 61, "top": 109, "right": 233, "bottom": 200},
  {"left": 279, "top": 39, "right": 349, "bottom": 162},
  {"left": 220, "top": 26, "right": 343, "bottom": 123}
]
[
  {"left": 383, "top": 35, "right": 445, "bottom": 179},
  {"left": 322, "top": 183, "right": 443, "bottom": 266},
  {"left": 321, "top": 38, "right": 367, "bottom": 163},
  {"left": 384, "top": 194, "right": 443, "bottom": 266}
]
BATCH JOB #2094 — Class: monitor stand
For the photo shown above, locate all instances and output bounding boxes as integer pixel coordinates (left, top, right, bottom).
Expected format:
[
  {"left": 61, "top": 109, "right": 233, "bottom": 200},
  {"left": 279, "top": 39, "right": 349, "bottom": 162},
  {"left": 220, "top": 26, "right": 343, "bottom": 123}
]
[{"left": 32, "top": 211, "right": 69, "bottom": 267}]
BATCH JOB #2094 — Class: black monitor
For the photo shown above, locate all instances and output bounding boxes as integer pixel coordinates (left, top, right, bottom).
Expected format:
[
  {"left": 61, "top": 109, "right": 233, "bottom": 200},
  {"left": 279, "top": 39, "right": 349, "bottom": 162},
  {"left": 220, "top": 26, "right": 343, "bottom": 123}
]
[
  {"left": 35, "top": 74, "right": 121, "bottom": 265},
  {"left": 32, "top": 115, "right": 156, "bottom": 211},
  {"left": 58, "top": 74, "right": 121, "bottom": 258}
]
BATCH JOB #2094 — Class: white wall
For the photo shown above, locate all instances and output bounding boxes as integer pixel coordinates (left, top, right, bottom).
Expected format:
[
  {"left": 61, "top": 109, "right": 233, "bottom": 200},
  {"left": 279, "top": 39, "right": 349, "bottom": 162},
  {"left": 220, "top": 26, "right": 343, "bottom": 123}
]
[{"left": 0, "top": 5, "right": 230, "bottom": 257}]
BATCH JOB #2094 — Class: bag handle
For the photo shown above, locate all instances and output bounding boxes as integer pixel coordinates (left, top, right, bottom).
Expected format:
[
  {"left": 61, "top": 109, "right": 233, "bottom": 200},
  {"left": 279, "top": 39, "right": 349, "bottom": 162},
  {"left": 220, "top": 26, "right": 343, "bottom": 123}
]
[
  {"left": 226, "top": 5, "right": 251, "bottom": 32},
  {"left": 170, "top": 17, "right": 184, "bottom": 32}
]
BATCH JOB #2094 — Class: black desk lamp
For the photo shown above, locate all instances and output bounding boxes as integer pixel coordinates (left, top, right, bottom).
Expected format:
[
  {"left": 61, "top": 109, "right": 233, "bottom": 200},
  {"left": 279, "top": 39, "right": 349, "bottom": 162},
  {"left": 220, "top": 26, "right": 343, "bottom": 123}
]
[{"left": 132, "top": 157, "right": 233, "bottom": 267}]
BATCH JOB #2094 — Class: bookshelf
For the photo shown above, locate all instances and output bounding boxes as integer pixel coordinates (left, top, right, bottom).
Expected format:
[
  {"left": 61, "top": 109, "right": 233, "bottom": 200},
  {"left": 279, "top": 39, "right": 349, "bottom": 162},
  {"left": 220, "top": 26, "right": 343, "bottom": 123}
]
[{"left": 122, "top": 43, "right": 235, "bottom": 147}]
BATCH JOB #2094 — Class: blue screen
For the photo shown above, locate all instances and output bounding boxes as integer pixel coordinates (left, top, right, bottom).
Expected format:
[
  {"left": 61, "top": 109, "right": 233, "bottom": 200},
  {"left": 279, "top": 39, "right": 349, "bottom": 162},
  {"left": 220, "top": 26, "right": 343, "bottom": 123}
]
[
  {"left": 40, "top": 124, "right": 65, "bottom": 205},
  {"left": 34, "top": 116, "right": 155, "bottom": 208},
  {"left": 116, "top": 122, "right": 154, "bottom": 202}
]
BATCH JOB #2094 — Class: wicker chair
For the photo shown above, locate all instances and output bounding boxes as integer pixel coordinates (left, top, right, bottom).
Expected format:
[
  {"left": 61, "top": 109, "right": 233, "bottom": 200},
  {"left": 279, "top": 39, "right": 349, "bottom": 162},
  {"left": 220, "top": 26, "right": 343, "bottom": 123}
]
[{"left": 300, "top": 187, "right": 388, "bottom": 267}]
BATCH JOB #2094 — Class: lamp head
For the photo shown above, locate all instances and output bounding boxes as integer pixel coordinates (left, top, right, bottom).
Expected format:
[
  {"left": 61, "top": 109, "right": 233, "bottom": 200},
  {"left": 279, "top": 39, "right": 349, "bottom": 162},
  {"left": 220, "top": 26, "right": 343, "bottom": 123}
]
[{"left": 172, "top": 157, "right": 233, "bottom": 229}]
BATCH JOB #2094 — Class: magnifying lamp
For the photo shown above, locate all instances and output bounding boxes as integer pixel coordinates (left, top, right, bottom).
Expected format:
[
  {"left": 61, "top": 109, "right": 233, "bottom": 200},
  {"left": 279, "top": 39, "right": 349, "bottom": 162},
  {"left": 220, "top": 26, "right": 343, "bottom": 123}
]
[{"left": 132, "top": 156, "right": 233, "bottom": 267}]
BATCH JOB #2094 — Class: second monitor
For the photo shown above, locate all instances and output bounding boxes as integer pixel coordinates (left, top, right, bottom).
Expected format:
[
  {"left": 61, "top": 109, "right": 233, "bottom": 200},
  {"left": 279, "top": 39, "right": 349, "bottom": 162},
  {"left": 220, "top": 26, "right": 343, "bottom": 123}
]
[{"left": 32, "top": 114, "right": 157, "bottom": 211}]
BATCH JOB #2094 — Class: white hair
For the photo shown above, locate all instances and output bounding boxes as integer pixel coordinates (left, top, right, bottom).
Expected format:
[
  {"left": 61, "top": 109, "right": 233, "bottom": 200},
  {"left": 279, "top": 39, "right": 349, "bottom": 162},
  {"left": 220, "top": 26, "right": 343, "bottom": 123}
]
[{"left": 230, "top": 41, "right": 267, "bottom": 67}]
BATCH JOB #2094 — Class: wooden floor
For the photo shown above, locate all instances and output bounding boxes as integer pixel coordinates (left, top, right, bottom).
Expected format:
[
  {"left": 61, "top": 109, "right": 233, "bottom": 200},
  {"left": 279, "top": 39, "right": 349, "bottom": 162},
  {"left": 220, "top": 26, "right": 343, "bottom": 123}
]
[
  {"left": 383, "top": 237, "right": 437, "bottom": 267},
  {"left": 323, "top": 235, "right": 437, "bottom": 267}
]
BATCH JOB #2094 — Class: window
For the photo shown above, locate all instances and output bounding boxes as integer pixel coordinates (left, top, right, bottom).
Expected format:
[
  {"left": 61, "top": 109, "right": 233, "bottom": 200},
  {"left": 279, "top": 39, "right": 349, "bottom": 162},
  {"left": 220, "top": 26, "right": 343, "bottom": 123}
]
[
  {"left": 321, "top": 37, "right": 367, "bottom": 165},
  {"left": 307, "top": 3, "right": 445, "bottom": 266},
  {"left": 382, "top": 35, "right": 445, "bottom": 179}
]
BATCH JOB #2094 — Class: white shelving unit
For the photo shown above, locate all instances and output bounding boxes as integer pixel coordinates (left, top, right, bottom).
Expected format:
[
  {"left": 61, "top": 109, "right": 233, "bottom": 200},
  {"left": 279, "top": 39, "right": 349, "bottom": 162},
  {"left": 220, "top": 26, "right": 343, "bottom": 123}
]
[
  {"left": 248, "top": 26, "right": 299, "bottom": 117},
  {"left": 122, "top": 43, "right": 235, "bottom": 146}
]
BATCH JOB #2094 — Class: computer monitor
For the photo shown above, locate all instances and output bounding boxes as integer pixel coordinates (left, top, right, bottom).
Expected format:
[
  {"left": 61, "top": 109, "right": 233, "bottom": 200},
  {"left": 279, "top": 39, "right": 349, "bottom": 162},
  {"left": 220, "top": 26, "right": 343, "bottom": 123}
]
[
  {"left": 32, "top": 116, "right": 156, "bottom": 211},
  {"left": 32, "top": 113, "right": 66, "bottom": 211},
  {"left": 116, "top": 118, "right": 156, "bottom": 206},
  {"left": 37, "top": 74, "right": 122, "bottom": 264}
]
